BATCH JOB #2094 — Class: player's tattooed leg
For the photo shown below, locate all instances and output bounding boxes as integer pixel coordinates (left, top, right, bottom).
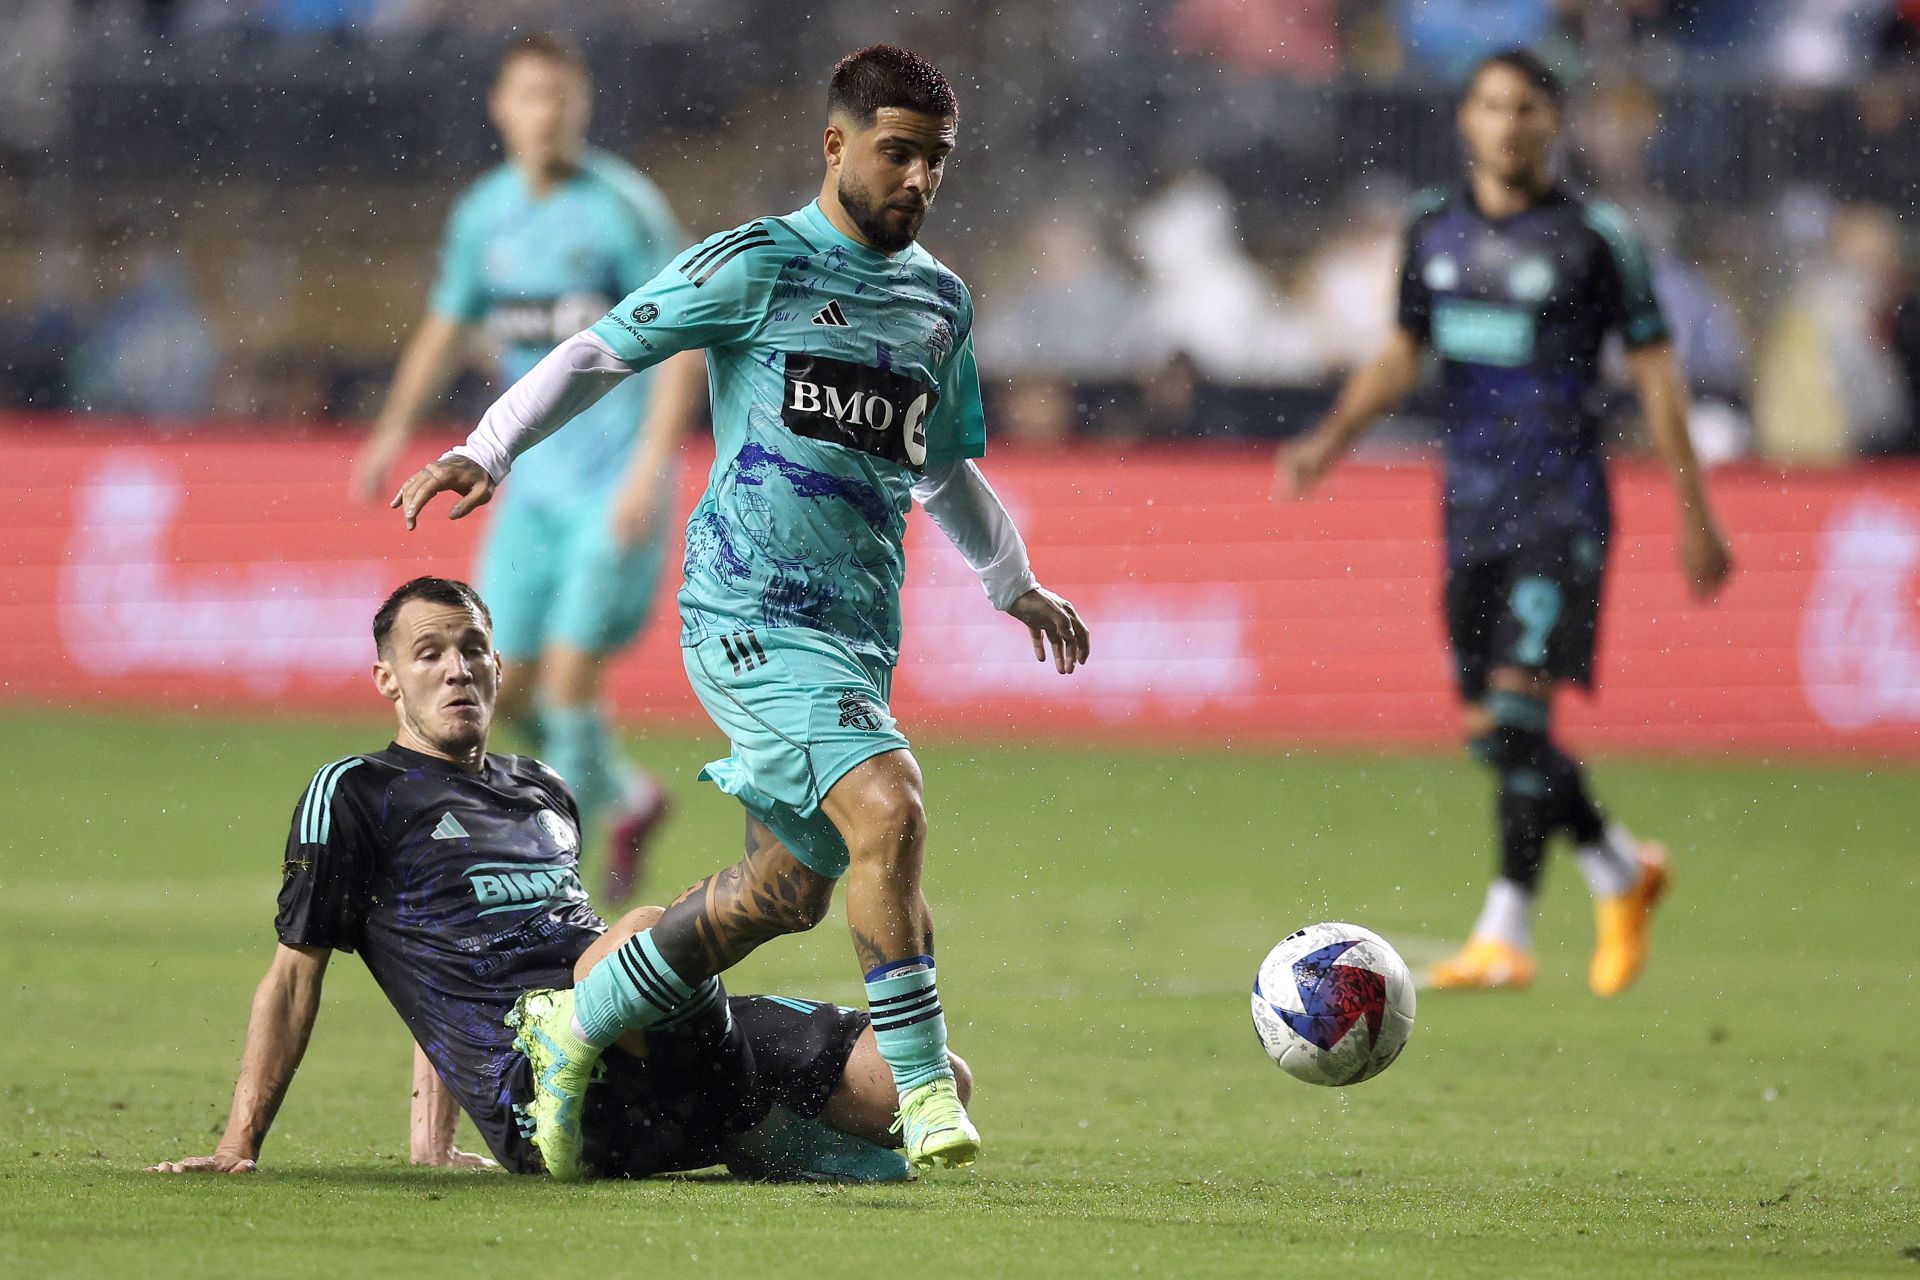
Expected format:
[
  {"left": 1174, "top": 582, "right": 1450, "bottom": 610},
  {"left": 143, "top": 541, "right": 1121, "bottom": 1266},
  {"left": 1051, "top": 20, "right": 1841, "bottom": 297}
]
[
  {"left": 850, "top": 925, "right": 894, "bottom": 974},
  {"left": 824, "top": 750, "right": 931, "bottom": 969},
  {"left": 648, "top": 820, "right": 836, "bottom": 978},
  {"left": 851, "top": 903, "right": 935, "bottom": 971}
]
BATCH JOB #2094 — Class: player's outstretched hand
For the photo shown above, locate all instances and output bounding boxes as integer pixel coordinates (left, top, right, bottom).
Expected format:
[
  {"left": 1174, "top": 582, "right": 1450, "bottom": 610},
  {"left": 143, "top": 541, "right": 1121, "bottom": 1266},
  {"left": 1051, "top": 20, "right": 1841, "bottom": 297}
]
[
  {"left": 1008, "top": 586, "right": 1090, "bottom": 675},
  {"left": 393, "top": 456, "right": 495, "bottom": 530},
  {"left": 411, "top": 1146, "right": 500, "bottom": 1171},
  {"left": 1681, "top": 521, "right": 1734, "bottom": 602},
  {"left": 145, "top": 1151, "right": 257, "bottom": 1174},
  {"left": 1275, "top": 431, "right": 1338, "bottom": 500}
]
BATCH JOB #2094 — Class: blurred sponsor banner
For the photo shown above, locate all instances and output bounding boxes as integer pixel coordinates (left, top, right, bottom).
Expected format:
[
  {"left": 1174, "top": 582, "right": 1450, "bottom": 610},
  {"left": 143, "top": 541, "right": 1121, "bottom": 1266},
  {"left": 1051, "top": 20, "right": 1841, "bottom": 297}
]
[{"left": 4, "top": 423, "right": 1917, "bottom": 756}]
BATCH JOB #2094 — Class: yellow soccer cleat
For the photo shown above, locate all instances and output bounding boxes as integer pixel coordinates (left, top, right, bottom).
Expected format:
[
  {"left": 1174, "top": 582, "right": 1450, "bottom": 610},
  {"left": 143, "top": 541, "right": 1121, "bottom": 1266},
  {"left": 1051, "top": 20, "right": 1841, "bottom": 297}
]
[
  {"left": 891, "top": 1078, "right": 980, "bottom": 1171},
  {"left": 1590, "top": 842, "right": 1670, "bottom": 997},
  {"left": 1424, "top": 936, "right": 1535, "bottom": 991},
  {"left": 505, "top": 987, "right": 598, "bottom": 1181}
]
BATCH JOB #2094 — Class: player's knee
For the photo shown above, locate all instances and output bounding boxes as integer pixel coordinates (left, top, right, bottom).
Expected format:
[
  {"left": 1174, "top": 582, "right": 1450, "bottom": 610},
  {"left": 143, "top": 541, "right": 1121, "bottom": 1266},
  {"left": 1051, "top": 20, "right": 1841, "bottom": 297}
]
[
  {"left": 845, "top": 790, "right": 927, "bottom": 873},
  {"left": 780, "top": 876, "right": 836, "bottom": 933},
  {"left": 946, "top": 1051, "right": 973, "bottom": 1104},
  {"left": 615, "top": 904, "right": 666, "bottom": 937},
  {"left": 1488, "top": 666, "right": 1554, "bottom": 701},
  {"left": 1460, "top": 704, "right": 1494, "bottom": 747},
  {"left": 539, "top": 645, "right": 604, "bottom": 708},
  {"left": 494, "top": 674, "right": 535, "bottom": 726},
  {"left": 877, "top": 790, "right": 929, "bottom": 852}
]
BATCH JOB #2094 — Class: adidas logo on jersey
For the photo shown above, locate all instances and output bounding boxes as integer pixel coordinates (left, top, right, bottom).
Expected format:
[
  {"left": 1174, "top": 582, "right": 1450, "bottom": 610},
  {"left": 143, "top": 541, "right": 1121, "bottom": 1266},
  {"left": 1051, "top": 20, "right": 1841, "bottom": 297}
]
[
  {"left": 811, "top": 300, "right": 850, "bottom": 328},
  {"left": 432, "top": 812, "right": 470, "bottom": 840}
]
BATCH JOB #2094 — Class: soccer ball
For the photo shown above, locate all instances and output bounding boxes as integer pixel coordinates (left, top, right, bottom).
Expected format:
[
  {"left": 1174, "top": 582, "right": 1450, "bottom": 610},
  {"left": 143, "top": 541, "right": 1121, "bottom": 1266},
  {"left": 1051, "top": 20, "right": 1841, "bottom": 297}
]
[{"left": 1251, "top": 922, "right": 1415, "bottom": 1086}]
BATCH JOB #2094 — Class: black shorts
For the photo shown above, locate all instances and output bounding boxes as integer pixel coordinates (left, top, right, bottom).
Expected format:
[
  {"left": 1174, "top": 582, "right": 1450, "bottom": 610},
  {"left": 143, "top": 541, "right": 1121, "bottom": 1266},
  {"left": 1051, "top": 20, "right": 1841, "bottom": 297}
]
[
  {"left": 1445, "top": 535, "right": 1606, "bottom": 704},
  {"left": 505, "top": 995, "right": 867, "bottom": 1178}
]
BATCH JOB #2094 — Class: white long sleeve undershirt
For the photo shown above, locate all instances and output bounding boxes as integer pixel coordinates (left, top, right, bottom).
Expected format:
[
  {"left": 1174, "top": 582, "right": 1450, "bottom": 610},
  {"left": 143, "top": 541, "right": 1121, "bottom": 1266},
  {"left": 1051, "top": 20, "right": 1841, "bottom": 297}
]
[
  {"left": 445, "top": 329, "right": 1036, "bottom": 611},
  {"left": 445, "top": 331, "right": 636, "bottom": 483},
  {"left": 912, "top": 460, "right": 1038, "bottom": 612}
]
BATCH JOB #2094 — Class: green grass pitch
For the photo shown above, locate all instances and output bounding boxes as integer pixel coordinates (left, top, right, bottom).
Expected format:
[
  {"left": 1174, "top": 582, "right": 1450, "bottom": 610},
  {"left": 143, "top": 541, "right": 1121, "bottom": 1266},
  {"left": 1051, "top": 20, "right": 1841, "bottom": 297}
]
[{"left": 0, "top": 707, "right": 1914, "bottom": 1277}]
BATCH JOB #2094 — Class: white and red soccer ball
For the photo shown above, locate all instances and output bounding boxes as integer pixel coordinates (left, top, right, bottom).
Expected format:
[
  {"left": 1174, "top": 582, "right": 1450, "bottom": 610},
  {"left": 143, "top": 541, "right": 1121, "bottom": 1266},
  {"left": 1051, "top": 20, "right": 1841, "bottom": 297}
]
[{"left": 1251, "top": 922, "right": 1416, "bottom": 1086}]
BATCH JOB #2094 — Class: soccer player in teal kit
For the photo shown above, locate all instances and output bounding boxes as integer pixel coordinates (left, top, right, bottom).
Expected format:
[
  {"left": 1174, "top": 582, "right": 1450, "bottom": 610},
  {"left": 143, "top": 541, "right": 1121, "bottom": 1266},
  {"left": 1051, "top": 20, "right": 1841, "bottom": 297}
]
[
  {"left": 397, "top": 45, "right": 1090, "bottom": 1179},
  {"left": 356, "top": 34, "right": 699, "bottom": 899}
]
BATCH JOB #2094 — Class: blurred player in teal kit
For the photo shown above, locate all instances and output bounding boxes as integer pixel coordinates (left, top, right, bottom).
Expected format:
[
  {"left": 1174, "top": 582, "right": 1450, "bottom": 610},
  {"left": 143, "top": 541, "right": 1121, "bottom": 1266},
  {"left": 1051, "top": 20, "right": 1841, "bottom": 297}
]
[
  {"left": 397, "top": 46, "right": 1091, "bottom": 1180},
  {"left": 355, "top": 34, "right": 700, "bottom": 898}
]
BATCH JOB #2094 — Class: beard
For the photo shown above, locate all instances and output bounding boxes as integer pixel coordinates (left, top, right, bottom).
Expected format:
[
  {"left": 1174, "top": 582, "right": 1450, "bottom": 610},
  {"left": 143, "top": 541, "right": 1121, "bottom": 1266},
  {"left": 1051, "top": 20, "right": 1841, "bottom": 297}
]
[{"left": 837, "top": 172, "right": 927, "bottom": 253}]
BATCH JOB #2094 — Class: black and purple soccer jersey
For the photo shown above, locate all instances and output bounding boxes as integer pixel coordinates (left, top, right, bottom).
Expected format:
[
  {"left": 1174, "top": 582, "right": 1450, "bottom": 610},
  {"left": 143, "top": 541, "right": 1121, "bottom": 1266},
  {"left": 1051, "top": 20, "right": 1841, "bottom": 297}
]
[
  {"left": 273, "top": 744, "right": 870, "bottom": 1176},
  {"left": 275, "top": 744, "right": 605, "bottom": 1165},
  {"left": 1396, "top": 186, "right": 1669, "bottom": 566}
]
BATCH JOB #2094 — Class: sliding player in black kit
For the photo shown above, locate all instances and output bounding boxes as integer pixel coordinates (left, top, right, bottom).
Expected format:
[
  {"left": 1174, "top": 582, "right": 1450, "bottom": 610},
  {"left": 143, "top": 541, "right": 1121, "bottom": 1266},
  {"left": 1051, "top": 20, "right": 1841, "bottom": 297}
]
[
  {"left": 146, "top": 577, "right": 968, "bottom": 1180},
  {"left": 1282, "top": 50, "right": 1733, "bottom": 996}
]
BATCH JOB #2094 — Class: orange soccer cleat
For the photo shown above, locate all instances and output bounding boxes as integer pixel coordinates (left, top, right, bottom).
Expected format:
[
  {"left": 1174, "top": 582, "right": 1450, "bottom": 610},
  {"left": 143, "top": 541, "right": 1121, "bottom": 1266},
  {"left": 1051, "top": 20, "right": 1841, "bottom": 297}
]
[
  {"left": 1424, "top": 936, "right": 1535, "bottom": 991},
  {"left": 1589, "top": 841, "right": 1670, "bottom": 997}
]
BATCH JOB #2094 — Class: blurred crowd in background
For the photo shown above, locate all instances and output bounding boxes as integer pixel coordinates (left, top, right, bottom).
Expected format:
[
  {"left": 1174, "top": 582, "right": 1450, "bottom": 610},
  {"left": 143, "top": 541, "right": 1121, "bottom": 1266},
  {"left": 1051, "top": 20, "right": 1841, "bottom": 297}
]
[{"left": 2, "top": 0, "right": 1919, "bottom": 463}]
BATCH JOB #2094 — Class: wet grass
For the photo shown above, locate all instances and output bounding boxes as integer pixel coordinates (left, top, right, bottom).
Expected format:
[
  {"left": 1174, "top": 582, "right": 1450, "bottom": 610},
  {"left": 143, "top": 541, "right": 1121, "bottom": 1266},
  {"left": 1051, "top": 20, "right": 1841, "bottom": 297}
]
[{"left": 1, "top": 708, "right": 1913, "bottom": 1277}]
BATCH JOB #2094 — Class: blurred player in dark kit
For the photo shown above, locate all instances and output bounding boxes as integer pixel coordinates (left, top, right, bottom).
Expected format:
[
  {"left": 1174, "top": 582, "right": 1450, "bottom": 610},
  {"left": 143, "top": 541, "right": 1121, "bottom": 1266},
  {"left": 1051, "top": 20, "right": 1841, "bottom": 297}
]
[{"left": 1282, "top": 49, "right": 1732, "bottom": 995}]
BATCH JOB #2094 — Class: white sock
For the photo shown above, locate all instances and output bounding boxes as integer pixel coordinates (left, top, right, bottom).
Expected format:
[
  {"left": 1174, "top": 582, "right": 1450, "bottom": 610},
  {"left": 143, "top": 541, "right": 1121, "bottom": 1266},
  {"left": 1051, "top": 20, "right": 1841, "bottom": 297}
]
[
  {"left": 1577, "top": 823, "right": 1641, "bottom": 899},
  {"left": 1470, "top": 879, "right": 1534, "bottom": 951}
]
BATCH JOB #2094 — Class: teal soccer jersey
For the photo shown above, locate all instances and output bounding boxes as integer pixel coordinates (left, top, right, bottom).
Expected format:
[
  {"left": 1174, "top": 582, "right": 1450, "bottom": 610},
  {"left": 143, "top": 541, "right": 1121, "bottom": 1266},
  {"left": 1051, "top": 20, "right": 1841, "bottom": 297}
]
[
  {"left": 587, "top": 200, "right": 986, "bottom": 665},
  {"left": 434, "top": 149, "right": 683, "bottom": 506}
]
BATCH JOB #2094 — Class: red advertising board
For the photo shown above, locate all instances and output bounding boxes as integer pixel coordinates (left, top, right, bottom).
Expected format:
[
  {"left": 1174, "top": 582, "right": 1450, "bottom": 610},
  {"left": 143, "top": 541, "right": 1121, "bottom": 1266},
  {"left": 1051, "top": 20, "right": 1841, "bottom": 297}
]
[{"left": 4, "top": 420, "right": 1917, "bottom": 756}]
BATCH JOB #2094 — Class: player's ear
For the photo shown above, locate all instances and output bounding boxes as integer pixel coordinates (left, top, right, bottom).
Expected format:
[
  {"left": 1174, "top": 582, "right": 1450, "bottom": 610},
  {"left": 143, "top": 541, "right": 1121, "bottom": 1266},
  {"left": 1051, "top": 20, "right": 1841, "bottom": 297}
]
[
  {"left": 372, "top": 656, "right": 401, "bottom": 704},
  {"left": 823, "top": 121, "right": 846, "bottom": 171}
]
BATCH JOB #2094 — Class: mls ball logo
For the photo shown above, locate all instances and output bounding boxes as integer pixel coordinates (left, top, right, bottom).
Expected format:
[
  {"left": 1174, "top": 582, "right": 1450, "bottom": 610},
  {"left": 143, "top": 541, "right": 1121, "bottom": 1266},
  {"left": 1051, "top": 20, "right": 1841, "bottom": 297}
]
[
  {"left": 1278, "top": 941, "right": 1386, "bottom": 1051},
  {"left": 536, "top": 808, "right": 579, "bottom": 853}
]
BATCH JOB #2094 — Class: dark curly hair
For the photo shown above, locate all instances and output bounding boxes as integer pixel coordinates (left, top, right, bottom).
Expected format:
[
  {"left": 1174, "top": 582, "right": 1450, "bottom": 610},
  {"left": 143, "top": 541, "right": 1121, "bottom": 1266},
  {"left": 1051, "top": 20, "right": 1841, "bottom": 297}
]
[
  {"left": 828, "top": 45, "right": 958, "bottom": 125},
  {"left": 372, "top": 577, "right": 492, "bottom": 655}
]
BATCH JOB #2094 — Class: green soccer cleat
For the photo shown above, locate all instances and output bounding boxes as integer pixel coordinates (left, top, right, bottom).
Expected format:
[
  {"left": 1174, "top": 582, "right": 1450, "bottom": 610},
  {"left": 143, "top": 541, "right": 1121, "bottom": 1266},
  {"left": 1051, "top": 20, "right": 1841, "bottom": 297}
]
[
  {"left": 505, "top": 988, "right": 598, "bottom": 1182},
  {"left": 891, "top": 1078, "right": 980, "bottom": 1171}
]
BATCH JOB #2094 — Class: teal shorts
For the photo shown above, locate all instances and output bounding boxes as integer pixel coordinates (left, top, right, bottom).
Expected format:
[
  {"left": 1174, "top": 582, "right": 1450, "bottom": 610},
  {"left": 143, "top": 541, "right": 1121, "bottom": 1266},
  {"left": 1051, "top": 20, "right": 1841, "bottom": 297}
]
[
  {"left": 476, "top": 488, "right": 669, "bottom": 660},
  {"left": 683, "top": 626, "right": 911, "bottom": 879}
]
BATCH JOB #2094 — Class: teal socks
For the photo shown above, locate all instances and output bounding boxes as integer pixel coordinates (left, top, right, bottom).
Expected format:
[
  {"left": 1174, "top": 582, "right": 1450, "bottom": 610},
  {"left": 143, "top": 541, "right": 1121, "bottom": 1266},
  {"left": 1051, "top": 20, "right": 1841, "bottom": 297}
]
[
  {"left": 865, "top": 957, "right": 952, "bottom": 1094},
  {"left": 541, "top": 703, "right": 637, "bottom": 835},
  {"left": 572, "top": 928, "right": 718, "bottom": 1049}
]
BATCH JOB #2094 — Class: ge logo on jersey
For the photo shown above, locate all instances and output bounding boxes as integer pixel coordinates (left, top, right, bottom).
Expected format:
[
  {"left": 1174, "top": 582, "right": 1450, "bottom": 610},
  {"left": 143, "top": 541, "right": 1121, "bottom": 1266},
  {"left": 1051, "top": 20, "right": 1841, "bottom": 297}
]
[
  {"left": 535, "top": 809, "right": 578, "bottom": 853},
  {"left": 631, "top": 302, "right": 660, "bottom": 324}
]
